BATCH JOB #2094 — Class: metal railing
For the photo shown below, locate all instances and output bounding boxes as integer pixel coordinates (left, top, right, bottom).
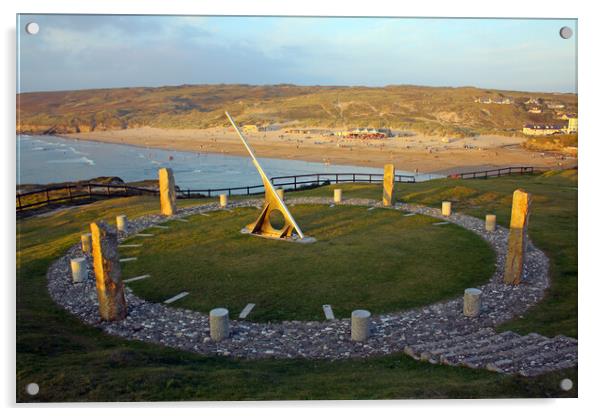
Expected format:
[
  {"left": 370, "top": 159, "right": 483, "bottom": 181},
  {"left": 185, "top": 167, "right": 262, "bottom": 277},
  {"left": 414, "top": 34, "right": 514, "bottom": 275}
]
[
  {"left": 18, "top": 167, "right": 534, "bottom": 212},
  {"left": 176, "top": 172, "right": 416, "bottom": 198},
  {"left": 448, "top": 166, "right": 534, "bottom": 180},
  {"left": 16, "top": 183, "right": 158, "bottom": 211}
]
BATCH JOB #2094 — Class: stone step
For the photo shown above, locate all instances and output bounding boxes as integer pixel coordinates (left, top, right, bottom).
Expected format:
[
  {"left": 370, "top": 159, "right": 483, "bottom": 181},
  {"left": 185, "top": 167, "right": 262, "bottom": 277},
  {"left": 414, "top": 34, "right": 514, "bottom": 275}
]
[
  {"left": 441, "top": 332, "right": 544, "bottom": 366},
  {"left": 520, "top": 357, "right": 578, "bottom": 377},
  {"left": 404, "top": 328, "right": 494, "bottom": 360},
  {"left": 489, "top": 342, "right": 578, "bottom": 375},
  {"left": 420, "top": 329, "right": 501, "bottom": 363},
  {"left": 431, "top": 331, "right": 519, "bottom": 364},
  {"left": 457, "top": 333, "right": 554, "bottom": 369}
]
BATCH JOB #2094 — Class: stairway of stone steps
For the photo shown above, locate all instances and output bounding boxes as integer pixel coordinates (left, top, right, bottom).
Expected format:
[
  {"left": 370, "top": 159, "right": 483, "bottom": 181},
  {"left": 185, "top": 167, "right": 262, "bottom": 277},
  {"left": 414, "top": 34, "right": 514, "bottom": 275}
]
[{"left": 404, "top": 329, "right": 577, "bottom": 376}]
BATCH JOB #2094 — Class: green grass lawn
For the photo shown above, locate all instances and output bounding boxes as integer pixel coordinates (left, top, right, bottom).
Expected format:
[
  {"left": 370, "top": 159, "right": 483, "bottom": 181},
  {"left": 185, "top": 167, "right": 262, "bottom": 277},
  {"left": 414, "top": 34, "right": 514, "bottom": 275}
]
[
  {"left": 120, "top": 205, "right": 494, "bottom": 321},
  {"left": 16, "top": 170, "right": 578, "bottom": 401},
  {"left": 295, "top": 169, "right": 578, "bottom": 338}
]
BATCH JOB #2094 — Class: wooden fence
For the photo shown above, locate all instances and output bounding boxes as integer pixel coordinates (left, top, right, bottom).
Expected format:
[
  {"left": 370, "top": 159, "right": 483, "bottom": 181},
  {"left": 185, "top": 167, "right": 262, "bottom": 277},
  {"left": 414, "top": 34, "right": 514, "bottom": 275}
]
[{"left": 16, "top": 167, "right": 535, "bottom": 212}]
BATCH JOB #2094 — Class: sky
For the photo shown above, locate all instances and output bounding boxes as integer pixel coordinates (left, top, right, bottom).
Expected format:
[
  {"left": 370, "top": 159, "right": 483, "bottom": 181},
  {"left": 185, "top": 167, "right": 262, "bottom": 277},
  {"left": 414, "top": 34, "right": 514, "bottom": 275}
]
[{"left": 17, "top": 15, "right": 577, "bottom": 93}]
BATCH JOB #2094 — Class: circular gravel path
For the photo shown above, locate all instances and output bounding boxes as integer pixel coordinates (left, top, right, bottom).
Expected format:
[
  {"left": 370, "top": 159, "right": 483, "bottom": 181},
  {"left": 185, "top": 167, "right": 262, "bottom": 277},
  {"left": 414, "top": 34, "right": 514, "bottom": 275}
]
[{"left": 47, "top": 197, "right": 551, "bottom": 362}]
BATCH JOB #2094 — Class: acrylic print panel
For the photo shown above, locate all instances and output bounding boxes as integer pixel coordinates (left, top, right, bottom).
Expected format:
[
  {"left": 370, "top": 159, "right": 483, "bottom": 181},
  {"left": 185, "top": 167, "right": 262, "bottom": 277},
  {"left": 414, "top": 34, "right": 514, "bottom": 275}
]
[{"left": 16, "top": 15, "right": 577, "bottom": 402}]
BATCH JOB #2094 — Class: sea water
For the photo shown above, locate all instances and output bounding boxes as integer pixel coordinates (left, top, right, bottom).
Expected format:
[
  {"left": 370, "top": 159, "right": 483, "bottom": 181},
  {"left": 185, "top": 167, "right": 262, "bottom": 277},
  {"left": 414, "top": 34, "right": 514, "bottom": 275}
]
[{"left": 17, "top": 134, "right": 439, "bottom": 189}]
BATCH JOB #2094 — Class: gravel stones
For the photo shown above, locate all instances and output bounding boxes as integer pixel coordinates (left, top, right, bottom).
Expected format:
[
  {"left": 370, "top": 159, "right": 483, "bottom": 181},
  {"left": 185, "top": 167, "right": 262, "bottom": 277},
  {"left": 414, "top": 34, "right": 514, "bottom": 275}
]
[{"left": 45, "top": 196, "right": 577, "bottom": 376}]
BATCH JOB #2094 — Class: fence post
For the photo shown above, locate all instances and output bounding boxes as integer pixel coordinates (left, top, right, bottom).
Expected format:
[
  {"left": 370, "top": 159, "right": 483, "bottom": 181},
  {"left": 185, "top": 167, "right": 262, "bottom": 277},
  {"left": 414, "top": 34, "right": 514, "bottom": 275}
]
[
  {"left": 336, "top": 173, "right": 339, "bottom": 184},
  {"left": 208, "top": 189, "right": 212, "bottom": 198},
  {"left": 317, "top": 174, "right": 320, "bottom": 186},
  {"left": 17, "top": 194, "right": 21, "bottom": 210},
  {"left": 67, "top": 185, "right": 73, "bottom": 201},
  {"left": 247, "top": 186, "right": 250, "bottom": 195},
  {"left": 294, "top": 176, "right": 297, "bottom": 190},
  {"left": 106, "top": 185, "right": 110, "bottom": 196},
  {"left": 46, "top": 190, "right": 50, "bottom": 204}
]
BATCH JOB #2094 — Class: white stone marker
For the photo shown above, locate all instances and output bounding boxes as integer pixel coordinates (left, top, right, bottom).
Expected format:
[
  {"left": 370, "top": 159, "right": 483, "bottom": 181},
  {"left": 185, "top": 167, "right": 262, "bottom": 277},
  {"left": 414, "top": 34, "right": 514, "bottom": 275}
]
[
  {"left": 164, "top": 291, "right": 189, "bottom": 304},
  {"left": 119, "top": 257, "right": 137, "bottom": 263},
  {"left": 238, "top": 303, "right": 256, "bottom": 319},
  {"left": 116, "top": 215, "right": 128, "bottom": 232},
  {"left": 81, "top": 233, "right": 92, "bottom": 254},
  {"left": 124, "top": 274, "right": 150, "bottom": 283},
  {"left": 333, "top": 188, "right": 343, "bottom": 203},
  {"left": 135, "top": 233, "right": 154, "bottom": 237},
  {"left": 119, "top": 244, "right": 142, "bottom": 248},
  {"left": 70, "top": 257, "right": 88, "bottom": 283},
  {"left": 485, "top": 214, "right": 497, "bottom": 232},
  {"left": 323, "top": 304, "right": 335, "bottom": 320},
  {"left": 463, "top": 288, "right": 482, "bottom": 317},
  {"left": 276, "top": 188, "right": 285, "bottom": 201},
  {"left": 351, "top": 309, "right": 371, "bottom": 341},
  {"left": 210, "top": 308, "right": 230, "bottom": 341},
  {"left": 441, "top": 201, "right": 452, "bottom": 217},
  {"left": 219, "top": 194, "right": 228, "bottom": 208}
]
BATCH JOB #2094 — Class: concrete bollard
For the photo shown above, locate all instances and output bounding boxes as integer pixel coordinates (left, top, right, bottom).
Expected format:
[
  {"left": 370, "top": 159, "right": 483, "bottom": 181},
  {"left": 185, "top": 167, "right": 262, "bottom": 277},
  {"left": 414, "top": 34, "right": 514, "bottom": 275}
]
[
  {"left": 351, "top": 309, "right": 371, "bottom": 341},
  {"left": 333, "top": 188, "right": 343, "bottom": 204},
  {"left": 81, "top": 233, "right": 92, "bottom": 254},
  {"left": 276, "top": 188, "right": 285, "bottom": 201},
  {"left": 210, "top": 308, "right": 230, "bottom": 341},
  {"left": 441, "top": 201, "right": 452, "bottom": 217},
  {"left": 70, "top": 257, "right": 88, "bottom": 283},
  {"left": 116, "top": 215, "right": 128, "bottom": 232},
  {"left": 219, "top": 194, "right": 228, "bottom": 208},
  {"left": 485, "top": 214, "right": 497, "bottom": 232},
  {"left": 463, "top": 288, "right": 482, "bottom": 317}
]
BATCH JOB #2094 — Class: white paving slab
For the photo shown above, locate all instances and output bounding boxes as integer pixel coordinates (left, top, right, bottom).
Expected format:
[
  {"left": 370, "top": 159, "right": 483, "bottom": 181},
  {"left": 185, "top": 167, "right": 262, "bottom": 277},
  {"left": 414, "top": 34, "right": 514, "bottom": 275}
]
[
  {"left": 175, "top": 218, "right": 189, "bottom": 222},
  {"left": 433, "top": 221, "right": 450, "bottom": 226},
  {"left": 238, "top": 303, "right": 256, "bottom": 319},
  {"left": 124, "top": 274, "right": 150, "bottom": 283},
  {"left": 118, "top": 244, "right": 142, "bottom": 248},
  {"left": 151, "top": 225, "right": 169, "bottom": 229},
  {"left": 403, "top": 213, "right": 417, "bottom": 217},
  {"left": 367, "top": 206, "right": 376, "bottom": 211},
  {"left": 322, "top": 304, "right": 335, "bottom": 320},
  {"left": 119, "top": 257, "right": 137, "bottom": 263},
  {"left": 164, "top": 292, "right": 189, "bottom": 304},
  {"left": 135, "top": 233, "right": 154, "bottom": 237}
]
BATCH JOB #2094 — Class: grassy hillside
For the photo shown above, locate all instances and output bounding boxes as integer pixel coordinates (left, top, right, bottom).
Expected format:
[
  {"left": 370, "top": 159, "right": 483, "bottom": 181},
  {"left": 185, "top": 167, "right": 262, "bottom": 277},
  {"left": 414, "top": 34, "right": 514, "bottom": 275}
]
[
  {"left": 17, "top": 84, "right": 577, "bottom": 137},
  {"left": 17, "top": 170, "right": 577, "bottom": 401}
]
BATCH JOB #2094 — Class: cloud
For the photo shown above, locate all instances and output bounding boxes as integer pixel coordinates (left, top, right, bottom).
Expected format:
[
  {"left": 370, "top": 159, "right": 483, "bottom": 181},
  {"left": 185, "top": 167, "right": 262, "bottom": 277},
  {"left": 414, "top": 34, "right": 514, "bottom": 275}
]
[{"left": 17, "top": 15, "right": 577, "bottom": 93}]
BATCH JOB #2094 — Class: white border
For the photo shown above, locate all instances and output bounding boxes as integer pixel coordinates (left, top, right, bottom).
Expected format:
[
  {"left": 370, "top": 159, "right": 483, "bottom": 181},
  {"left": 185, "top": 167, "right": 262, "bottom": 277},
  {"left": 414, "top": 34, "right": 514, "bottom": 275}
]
[{"left": 3, "top": 0, "right": 601, "bottom": 414}]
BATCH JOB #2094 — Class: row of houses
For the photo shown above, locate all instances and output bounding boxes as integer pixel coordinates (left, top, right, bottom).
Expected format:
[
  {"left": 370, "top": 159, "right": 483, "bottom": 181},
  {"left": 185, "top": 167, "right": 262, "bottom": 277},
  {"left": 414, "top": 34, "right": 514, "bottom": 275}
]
[
  {"left": 477, "top": 96, "right": 570, "bottom": 112},
  {"left": 522, "top": 117, "right": 578, "bottom": 136},
  {"left": 474, "top": 97, "right": 513, "bottom": 104}
]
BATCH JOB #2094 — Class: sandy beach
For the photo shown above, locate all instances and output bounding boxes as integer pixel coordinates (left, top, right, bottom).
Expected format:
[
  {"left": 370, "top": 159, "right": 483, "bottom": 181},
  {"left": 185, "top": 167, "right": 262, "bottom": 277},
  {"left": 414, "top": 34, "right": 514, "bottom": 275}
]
[{"left": 62, "top": 127, "right": 576, "bottom": 175}]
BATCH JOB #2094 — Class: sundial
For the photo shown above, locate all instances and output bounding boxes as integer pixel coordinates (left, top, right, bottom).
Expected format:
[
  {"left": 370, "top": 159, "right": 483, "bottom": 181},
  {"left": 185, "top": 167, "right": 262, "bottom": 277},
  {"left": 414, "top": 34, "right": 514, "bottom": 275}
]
[{"left": 225, "top": 112, "right": 314, "bottom": 243}]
